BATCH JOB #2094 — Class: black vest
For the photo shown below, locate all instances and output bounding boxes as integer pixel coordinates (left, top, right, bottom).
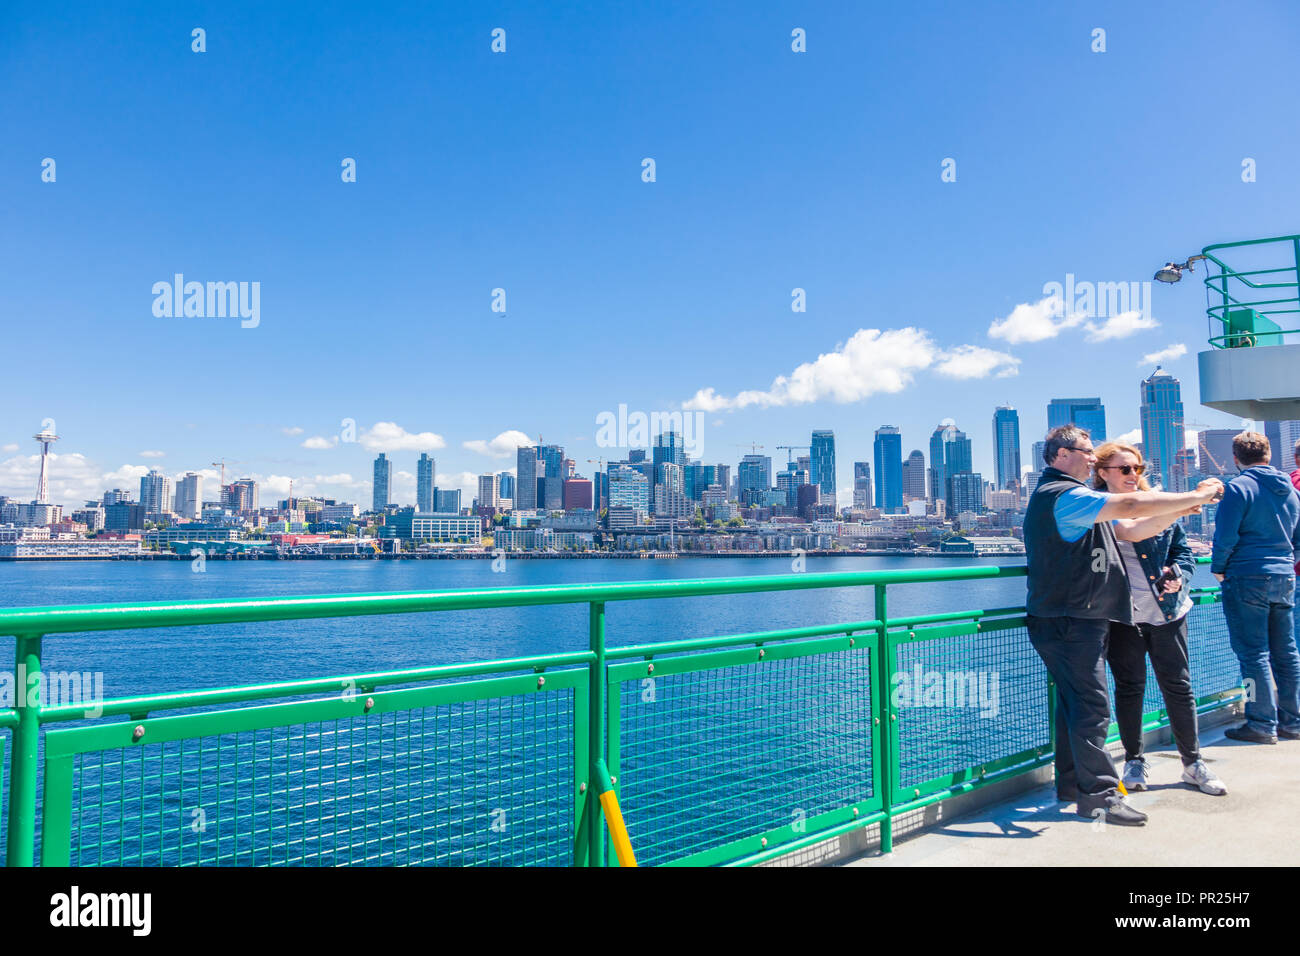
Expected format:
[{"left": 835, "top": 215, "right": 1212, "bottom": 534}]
[{"left": 1024, "top": 467, "right": 1132, "bottom": 623}]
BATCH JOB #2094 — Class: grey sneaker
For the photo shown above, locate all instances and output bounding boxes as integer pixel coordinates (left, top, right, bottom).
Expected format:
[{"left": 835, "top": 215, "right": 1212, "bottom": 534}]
[
  {"left": 1122, "top": 757, "right": 1150, "bottom": 792},
  {"left": 1182, "top": 760, "right": 1227, "bottom": 795}
]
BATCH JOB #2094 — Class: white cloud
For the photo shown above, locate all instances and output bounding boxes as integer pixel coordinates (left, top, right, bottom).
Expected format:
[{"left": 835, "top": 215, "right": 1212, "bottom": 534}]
[
  {"left": 281, "top": 426, "right": 304, "bottom": 436},
  {"left": 988, "top": 296, "right": 1085, "bottom": 345},
  {"left": 437, "top": 471, "right": 481, "bottom": 494},
  {"left": 1084, "top": 310, "right": 1159, "bottom": 342},
  {"left": 684, "top": 327, "right": 940, "bottom": 411},
  {"left": 139, "top": 450, "right": 165, "bottom": 458},
  {"left": 684, "top": 327, "right": 1023, "bottom": 411},
  {"left": 301, "top": 436, "right": 338, "bottom": 450},
  {"left": 1, "top": 444, "right": 17, "bottom": 452},
  {"left": 1138, "top": 343, "right": 1188, "bottom": 366},
  {"left": 1112, "top": 428, "right": 1143, "bottom": 446},
  {"left": 934, "top": 345, "right": 1020, "bottom": 379},
  {"left": 360, "top": 422, "right": 445, "bottom": 452},
  {"left": 463, "top": 430, "right": 533, "bottom": 458}
]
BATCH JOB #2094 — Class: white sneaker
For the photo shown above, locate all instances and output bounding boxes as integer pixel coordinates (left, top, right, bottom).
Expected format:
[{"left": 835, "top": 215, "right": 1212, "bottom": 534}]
[
  {"left": 1182, "top": 759, "right": 1227, "bottom": 796},
  {"left": 1122, "top": 757, "right": 1150, "bottom": 792}
]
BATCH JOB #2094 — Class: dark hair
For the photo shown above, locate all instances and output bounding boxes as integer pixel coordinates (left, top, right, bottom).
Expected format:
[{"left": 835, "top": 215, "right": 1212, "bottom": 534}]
[
  {"left": 1232, "top": 430, "right": 1270, "bottom": 466},
  {"left": 1044, "top": 425, "right": 1090, "bottom": 467}
]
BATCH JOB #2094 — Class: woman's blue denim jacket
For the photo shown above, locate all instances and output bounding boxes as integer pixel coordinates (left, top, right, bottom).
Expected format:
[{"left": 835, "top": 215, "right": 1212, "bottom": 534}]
[{"left": 1130, "top": 521, "right": 1197, "bottom": 622}]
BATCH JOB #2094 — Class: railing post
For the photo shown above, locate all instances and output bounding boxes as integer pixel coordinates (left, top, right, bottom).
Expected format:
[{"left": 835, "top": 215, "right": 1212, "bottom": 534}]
[
  {"left": 7, "top": 634, "right": 42, "bottom": 867},
  {"left": 874, "top": 585, "right": 893, "bottom": 855},
  {"left": 587, "top": 602, "right": 606, "bottom": 867}
]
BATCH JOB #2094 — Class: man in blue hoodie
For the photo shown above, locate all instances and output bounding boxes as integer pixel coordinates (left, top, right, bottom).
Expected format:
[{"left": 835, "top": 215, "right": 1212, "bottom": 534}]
[{"left": 1212, "top": 430, "right": 1300, "bottom": 743}]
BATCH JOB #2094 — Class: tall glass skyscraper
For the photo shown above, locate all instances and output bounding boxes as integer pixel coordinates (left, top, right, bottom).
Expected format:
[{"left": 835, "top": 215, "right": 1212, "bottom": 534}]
[
  {"left": 417, "top": 453, "right": 435, "bottom": 512},
  {"left": 372, "top": 454, "right": 392, "bottom": 512},
  {"left": 873, "top": 426, "right": 903, "bottom": 511},
  {"left": 515, "top": 447, "right": 539, "bottom": 510},
  {"left": 928, "top": 423, "right": 972, "bottom": 514},
  {"left": 992, "top": 406, "right": 1021, "bottom": 490},
  {"left": 738, "top": 454, "right": 772, "bottom": 503},
  {"left": 1047, "top": 398, "right": 1107, "bottom": 442},
  {"left": 810, "top": 430, "right": 836, "bottom": 498},
  {"left": 1140, "top": 367, "right": 1185, "bottom": 491}
]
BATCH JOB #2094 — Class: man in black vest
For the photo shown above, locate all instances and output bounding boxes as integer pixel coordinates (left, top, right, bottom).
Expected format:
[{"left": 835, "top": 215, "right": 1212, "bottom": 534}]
[{"left": 1026, "top": 425, "right": 1223, "bottom": 826}]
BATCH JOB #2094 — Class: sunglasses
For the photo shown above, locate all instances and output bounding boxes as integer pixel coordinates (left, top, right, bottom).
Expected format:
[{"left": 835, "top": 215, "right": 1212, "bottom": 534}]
[
  {"left": 1099, "top": 463, "right": 1145, "bottom": 476},
  {"left": 1062, "top": 445, "right": 1094, "bottom": 454}
]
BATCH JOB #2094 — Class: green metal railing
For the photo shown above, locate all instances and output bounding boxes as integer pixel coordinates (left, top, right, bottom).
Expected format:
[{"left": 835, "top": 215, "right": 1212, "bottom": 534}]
[
  {"left": 1201, "top": 234, "right": 1300, "bottom": 349},
  {"left": 0, "top": 562, "right": 1244, "bottom": 867}
]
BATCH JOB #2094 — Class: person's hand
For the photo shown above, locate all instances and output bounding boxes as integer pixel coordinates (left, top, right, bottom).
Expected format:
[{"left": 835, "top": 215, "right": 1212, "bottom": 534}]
[
  {"left": 1213, "top": 572, "right": 1225, "bottom": 583},
  {"left": 1161, "top": 567, "right": 1182, "bottom": 594},
  {"left": 1178, "top": 503, "right": 1203, "bottom": 516},
  {"left": 1196, "top": 477, "right": 1224, "bottom": 501}
]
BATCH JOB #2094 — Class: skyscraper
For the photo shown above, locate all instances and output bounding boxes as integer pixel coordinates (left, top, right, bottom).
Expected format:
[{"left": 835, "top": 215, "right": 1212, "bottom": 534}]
[
  {"left": 372, "top": 454, "right": 392, "bottom": 511},
  {"left": 1047, "top": 398, "right": 1107, "bottom": 442},
  {"left": 1140, "top": 367, "right": 1185, "bottom": 491},
  {"left": 902, "top": 449, "right": 927, "bottom": 501},
  {"left": 810, "top": 430, "right": 836, "bottom": 498},
  {"left": 497, "top": 472, "right": 515, "bottom": 503},
  {"left": 175, "top": 473, "right": 203, "bottom": 520},
  {"left": 992, "top": 406, "right": 1021, "bottom": 490},
  {"left": 139, "top": 469, "right": 172, "bottom": 514},
  {"left": 852, "top": 461, "right": 872, "bottom": 509},
  {"left": 873, "top": 426, "right": 903, "bottom": 511},
  {"left": 477, "top": 473, "right": 500, "bottom": 510},
  {"left": 538, "top": 445, "right": 565, "bottom": 510},
  {"left": 417, "top": 453, "right": 435, "bottom": 512},
  {"left": 738, "top": 454, "right": 772, "bottom": 503},
  {"left": 929, "top": 423, "right": 973, "bottom": 514},
  {"left": 515, "top": 447, "right": 539, "bottom": 510}
]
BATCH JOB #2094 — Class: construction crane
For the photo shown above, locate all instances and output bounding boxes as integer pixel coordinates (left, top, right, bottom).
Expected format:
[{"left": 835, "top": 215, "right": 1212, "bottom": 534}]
[
  {"left": 212, "top": 459, "right": 230, "bottom": 487},
  {"left": 775, "top": 444, "right": 811, "bottom": 467},
  {"left": 1180, "top": 420, "right": 1234, "bottom": 475},
  {"left": 733, "top": 442, "right": 765, "bottom": 455}
]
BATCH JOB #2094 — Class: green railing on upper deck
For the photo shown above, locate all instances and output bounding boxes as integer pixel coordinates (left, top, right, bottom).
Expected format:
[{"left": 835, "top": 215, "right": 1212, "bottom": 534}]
[
  {"left": 1201, "top": 234, "right": 1300, "bottom": 349},
  {"left": 0, "top": 561, "right": 1244, "bottom": 867}
]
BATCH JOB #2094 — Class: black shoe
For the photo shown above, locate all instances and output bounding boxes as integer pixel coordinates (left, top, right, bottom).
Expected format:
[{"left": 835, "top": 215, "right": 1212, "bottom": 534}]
[
  {"left": 1279, "top": 728, "right": 1300, "bottom": 741},
  {"left": 1077, "top": 801, "right": 1147, "bottom": 826},
  {"left": 1224, "top": 724, "right": 1278, "bottom": 745}
]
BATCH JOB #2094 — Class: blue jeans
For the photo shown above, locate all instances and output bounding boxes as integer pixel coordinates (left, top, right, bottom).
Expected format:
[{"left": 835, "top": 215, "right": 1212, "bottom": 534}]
[{"left": 1221, "top": 573, "right": 1300, "bottom": 735}]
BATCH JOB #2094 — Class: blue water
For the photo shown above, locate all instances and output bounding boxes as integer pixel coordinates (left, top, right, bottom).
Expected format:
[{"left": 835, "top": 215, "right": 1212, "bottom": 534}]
[{"left": 0, "top": 556, "right": 1053, "bottom": 698}]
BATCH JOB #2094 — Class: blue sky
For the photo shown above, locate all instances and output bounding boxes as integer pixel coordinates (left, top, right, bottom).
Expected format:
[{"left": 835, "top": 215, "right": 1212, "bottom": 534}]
[{"left": 3, "top": 1, "right": 1299, "bottom": 508}]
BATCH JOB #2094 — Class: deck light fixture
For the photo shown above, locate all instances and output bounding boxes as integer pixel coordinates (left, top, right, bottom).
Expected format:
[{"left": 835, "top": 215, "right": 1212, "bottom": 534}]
[{"left": 1154, "top": 254, "right": 1207, "bottom": 283}]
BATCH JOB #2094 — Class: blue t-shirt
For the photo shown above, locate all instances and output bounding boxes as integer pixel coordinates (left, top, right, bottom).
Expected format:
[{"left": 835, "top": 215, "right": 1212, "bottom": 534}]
[{"left": 1052, "top": 485, "right": 1110, "bottom": 543}]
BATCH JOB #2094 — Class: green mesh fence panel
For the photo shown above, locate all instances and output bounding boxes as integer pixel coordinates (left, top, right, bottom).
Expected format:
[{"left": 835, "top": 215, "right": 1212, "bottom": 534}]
[
  {"left": 893, "top": 620, "right": 1048, "bottom": 794},
  {"left": 57, "top": 687, "right": 578, "bottom": 866},
  {"left": 612, "top": 644, "right": 874, "bottom": 867}
]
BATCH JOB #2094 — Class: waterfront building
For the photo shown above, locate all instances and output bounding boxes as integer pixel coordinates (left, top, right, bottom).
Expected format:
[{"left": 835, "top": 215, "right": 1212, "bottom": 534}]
[
  {"left": 609, "top": 465, "right": 651, "bottom": 513},
  {"left": 0, "top": 526, "right": 140, "bottom": 559},
  {"left": 738, "top": 455, "right": 772, "bottom": 504},
  {"left": 1140, "top": 367, "right": 1186, "bottom": 491},
  {"left": 852, "top": 461, "right": 873, "bottom": 509},
  {"left": 417, "top": 454, "right": 436, "bottom": 513},
  {"left": 901, "top": 449, "right": 926, "bottom": 501},
  {"left": 102, "top": 488, "right": 132, "bottom": 507},
  {"left": 71, "top": 505, "right": 105, "bottom": 532},
  {"left": 175, "top": 473, "right": 203, "bottom": 520},
  {"left": 949, "top": 472, "right": 985, "bottom": 515},
  {"left": 992, "top": 406, "right": 1021, "bottom": 491},
  {"left": 434, "top": 489, "right": 461, "bottom": 514},
  {"left": 515, "top": 447, "right": 539, "bottom": 510},
  {"left": 478, "top": 474, "right": 500, "bottom": 510},
  {"left": 372, "top": 455, "right": 393, "bottom": 512},
  {"left": 139, "top": 469, "right": 172, "bottom": 515},
  {"left": 1047, "top": 397, "right": 1107, "bottom": 441},
  {"left": 605, "top": 506, "right": 646, "bottom": 530},
  {"left": 320, "top": 504, "right": 358, "bottom": 523},
  {"left": 16, "top": 503, "right": 61, "bottom": 527},
  {"left": 873, "top": 426, "right": 903, "bottom": 512},
  {"left": 563, "top": 479, "right": 593, "bottom": 511},
  {"left": 104, "top": 502, "right": 146, "bottom": 532},
  {"left": 810, "top": 430, "right": 836, "bottom": 499}
]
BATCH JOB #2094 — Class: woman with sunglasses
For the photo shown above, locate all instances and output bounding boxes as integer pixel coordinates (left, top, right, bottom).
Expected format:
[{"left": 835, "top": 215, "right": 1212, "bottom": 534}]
[{"left": 1093, "top": 441, "right": 1227, "bottom": 796}]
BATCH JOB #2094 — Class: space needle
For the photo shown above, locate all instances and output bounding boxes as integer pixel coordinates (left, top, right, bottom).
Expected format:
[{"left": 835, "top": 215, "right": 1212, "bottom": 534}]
[{"left": 33, "top": 427, "right": 59, "bottom": 504}]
